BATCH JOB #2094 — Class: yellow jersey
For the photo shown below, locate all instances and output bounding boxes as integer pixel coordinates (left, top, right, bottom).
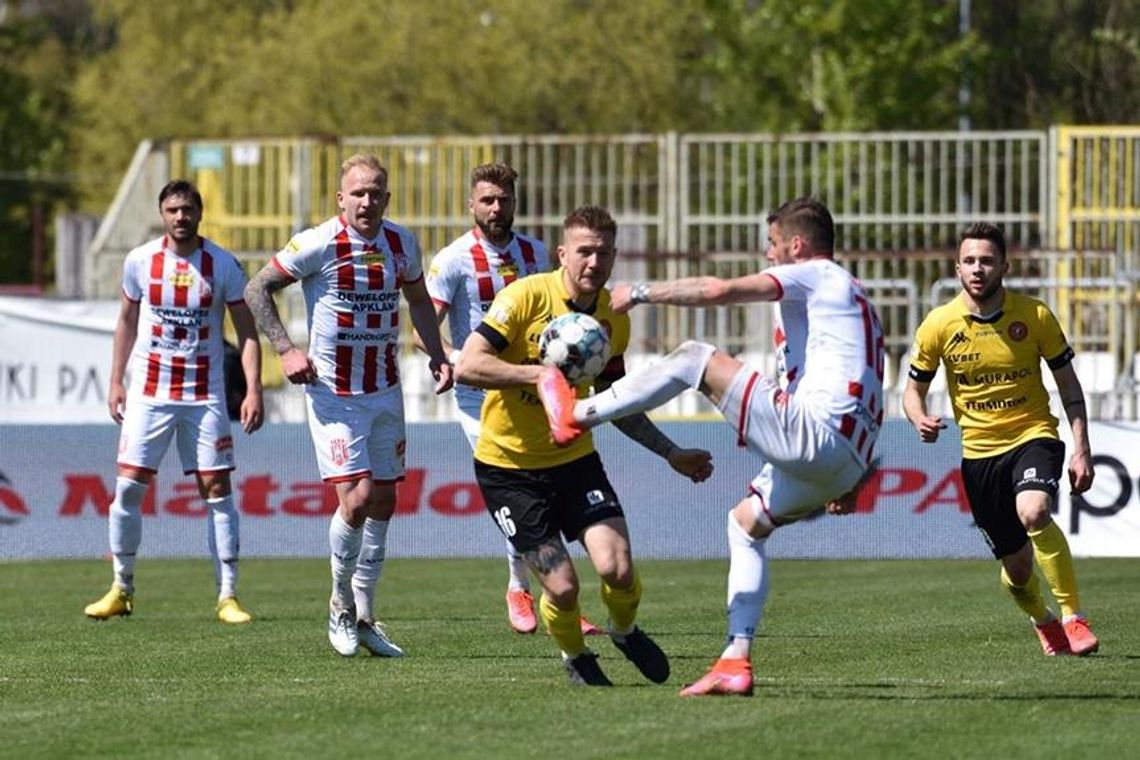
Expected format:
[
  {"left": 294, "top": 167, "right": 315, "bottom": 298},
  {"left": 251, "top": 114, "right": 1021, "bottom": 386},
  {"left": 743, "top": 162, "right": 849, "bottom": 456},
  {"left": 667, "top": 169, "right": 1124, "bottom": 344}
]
[
  {"left": 473, "top": 271, "right": 631, "bottom": 469},
  {"left": 909, "top": 290, "right": 1073, "bottom": 459}
]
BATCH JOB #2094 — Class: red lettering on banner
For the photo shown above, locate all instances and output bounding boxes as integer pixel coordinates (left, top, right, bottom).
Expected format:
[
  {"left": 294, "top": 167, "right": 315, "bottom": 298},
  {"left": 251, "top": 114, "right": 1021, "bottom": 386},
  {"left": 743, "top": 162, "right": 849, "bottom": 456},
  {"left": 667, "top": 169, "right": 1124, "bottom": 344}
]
[
  {"left": 280, "top": 482, "right": 338, "bottom": 516},
  {"left": 58, "top": 475, "right": 156, "bottom": 516},
  {"left": 913, "top": 470, "right": 970, "bottom": 514},
  {"left": 49, "top": 471, "right": 489, "bottom": 518},
  {"left": 165, "top": 482, "right": 207, "bottom": 517},
  {"left": 855, "top": 468, "right": 928, "bottom": 513},
  {"left": 0, "top": 485, "right": 28, "bottom": 515},
  {"left": 239, "top": 474, "right": 280, "bottom": 516},
  {"left": 430, "top": 483, "right": 486, "bottom": 515}
]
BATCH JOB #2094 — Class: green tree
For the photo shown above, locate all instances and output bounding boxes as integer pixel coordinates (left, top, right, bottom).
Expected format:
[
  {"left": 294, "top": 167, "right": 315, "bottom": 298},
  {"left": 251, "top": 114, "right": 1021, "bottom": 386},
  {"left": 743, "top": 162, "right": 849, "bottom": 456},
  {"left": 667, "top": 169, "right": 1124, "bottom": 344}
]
[
  {"left": 695, "top": 0, "right": 974, "bottom": 131},
  {"left": 970, "top": 0, "right": 1140, "bottom": 127},
  {"left": 0, "top": 3, "right": 88, "bottom": 283}
]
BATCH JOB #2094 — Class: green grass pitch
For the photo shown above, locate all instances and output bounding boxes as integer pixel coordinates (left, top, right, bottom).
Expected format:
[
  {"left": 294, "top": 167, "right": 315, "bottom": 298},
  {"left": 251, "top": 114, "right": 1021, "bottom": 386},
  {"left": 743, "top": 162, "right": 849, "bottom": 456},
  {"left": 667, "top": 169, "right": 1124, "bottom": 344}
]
[{"left": 3, "top": 558, "right": 1138, "bottom": 758}]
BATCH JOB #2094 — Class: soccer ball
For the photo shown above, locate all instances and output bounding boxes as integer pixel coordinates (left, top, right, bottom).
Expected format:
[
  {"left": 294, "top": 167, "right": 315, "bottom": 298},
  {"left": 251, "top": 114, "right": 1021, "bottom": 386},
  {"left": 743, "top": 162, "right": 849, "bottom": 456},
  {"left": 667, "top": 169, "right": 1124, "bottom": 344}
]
[{"left": 539, "top": 312, "right": 611, "bottom": 384}]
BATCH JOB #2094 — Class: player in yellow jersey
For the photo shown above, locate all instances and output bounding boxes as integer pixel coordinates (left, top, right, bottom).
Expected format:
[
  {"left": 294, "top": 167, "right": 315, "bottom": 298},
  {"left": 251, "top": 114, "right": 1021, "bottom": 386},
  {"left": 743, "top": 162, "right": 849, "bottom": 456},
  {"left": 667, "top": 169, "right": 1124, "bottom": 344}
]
[
  {"left": 904, "top": 222, "right": 1098, "bottom": 656},
  {"left": 455, "top": 205, "right": 714, "bottom": 686}
]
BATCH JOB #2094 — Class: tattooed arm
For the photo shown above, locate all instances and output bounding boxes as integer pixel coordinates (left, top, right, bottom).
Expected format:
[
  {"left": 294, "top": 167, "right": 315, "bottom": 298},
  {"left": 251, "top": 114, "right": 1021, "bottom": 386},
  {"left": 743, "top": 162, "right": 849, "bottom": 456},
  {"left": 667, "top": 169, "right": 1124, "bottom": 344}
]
[
  {"left": 596, "top": 375, "right": 714, "bottom": 484},
  {"left": 244, "top": 265, "right": 317, "bottom": 385}
]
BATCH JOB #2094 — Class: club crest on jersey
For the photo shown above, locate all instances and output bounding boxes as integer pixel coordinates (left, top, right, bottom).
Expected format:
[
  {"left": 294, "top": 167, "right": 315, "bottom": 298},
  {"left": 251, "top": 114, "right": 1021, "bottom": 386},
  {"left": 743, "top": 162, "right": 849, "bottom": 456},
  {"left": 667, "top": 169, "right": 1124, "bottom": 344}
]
[
  {"left": 1008, "top": 321, "right": 1028, "bottom": 341},
  {"left": 496, "top": 263, "right": 519, "bottom": 278},
  {"left": 168, "top": 271, "right": 196, "bottom": 288}
]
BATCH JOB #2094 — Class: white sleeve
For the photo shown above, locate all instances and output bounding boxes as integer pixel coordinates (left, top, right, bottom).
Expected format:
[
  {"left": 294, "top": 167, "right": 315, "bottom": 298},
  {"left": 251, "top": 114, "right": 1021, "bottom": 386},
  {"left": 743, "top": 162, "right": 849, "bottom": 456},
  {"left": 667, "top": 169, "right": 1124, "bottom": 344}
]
[
  {"left": 426, "top": 248, "right": 458, "bottom": 304},
  {"left": 402, "top": 231, "right": 423, "bottom": 282},
  {"left": 767, "top": 262, "right": 819, "bottom": 303},
  {"left": 121, "top": 251, "right": 143, "bottom": 302},
  {"left": 220, "top": 253, "right": 249, "bottom": 303},
  {"left": 272, "top": 226, "right": 326, "bottom": 280}
]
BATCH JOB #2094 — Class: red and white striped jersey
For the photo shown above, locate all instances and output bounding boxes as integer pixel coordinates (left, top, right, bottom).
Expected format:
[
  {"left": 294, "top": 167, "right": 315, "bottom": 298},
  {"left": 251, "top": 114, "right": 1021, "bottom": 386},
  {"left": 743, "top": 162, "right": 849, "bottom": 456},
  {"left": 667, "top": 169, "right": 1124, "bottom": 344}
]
[
  {"left": 272, "top": 215, "right": 421, "bottom": 397},
  {"left": 122, "top": 236, "right": 248, "bottom": 404},
  {"left": 426, "top": 228, "right": 550, "bottom": 405},
  {"left": 765, "top": 259, "right": 885, "bottom": 464}
]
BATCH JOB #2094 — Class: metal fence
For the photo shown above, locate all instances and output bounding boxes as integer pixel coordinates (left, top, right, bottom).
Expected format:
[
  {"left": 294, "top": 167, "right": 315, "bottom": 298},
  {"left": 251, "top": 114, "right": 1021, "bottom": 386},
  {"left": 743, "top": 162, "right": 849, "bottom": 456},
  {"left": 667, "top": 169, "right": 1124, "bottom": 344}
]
[{"left": 84, "top": 128, "right": 1140, "bottom": 419}]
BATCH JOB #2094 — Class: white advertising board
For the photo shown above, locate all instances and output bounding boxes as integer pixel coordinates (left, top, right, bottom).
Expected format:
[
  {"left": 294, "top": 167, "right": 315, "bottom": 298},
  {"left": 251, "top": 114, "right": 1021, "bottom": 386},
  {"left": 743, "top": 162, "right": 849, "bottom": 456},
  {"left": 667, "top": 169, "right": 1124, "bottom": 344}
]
[{"left": 2, "top": 420, "right": 1136, "bottom": 560}]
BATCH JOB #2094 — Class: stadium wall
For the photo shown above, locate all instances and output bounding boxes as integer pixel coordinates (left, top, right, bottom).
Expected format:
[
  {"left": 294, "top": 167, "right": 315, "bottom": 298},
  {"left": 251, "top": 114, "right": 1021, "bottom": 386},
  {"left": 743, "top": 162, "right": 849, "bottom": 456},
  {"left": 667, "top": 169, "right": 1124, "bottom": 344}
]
[{"left": 2, "top": 420, "right": 1137, "bottom": 561}]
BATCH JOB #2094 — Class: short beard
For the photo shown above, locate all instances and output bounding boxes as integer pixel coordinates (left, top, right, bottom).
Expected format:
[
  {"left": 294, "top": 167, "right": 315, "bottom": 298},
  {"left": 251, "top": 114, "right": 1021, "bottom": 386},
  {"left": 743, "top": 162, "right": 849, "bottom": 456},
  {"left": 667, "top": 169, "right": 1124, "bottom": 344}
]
[{"left": 476, "top": 217, "right": 513, "bottom": 243}]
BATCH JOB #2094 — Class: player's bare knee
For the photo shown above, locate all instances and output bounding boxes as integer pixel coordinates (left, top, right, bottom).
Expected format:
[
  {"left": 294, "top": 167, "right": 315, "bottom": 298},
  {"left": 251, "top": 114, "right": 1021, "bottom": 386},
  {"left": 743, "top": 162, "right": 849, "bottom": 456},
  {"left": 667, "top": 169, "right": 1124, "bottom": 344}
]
[
  {"left": 733, "top": 497, "right": 774, "bottom": 540},
  {"left": 539, "top": 572, "right": 579, "bottom": 608},
  {"left": 197, "top": 472, "right": 231, "bottom": 500},
  {"left": 1016, "top": 492, "right": 1053, "bottom": 531},
  {"left": 595, "top": 557, "right": 634, "bottom": 589}
]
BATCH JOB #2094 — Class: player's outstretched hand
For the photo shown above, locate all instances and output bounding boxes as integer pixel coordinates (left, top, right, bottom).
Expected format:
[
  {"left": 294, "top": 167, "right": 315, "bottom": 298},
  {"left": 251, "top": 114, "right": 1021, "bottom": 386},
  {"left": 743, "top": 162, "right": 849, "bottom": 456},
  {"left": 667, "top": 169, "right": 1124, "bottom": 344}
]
[
  {"left": 608, "top": 283, "right": 634, "bottom": 313},
  {"left": 668, "top": 448, "right": 714, "bottom": 483},
  {"left": 915, "top": 415, "right": 946, "bottom": 443},
  {"left": 431, "top": 359, "right": 455, "bottom": 394},
  {"left": 281, "top": 347, "right": 318, "bottom": 385}
]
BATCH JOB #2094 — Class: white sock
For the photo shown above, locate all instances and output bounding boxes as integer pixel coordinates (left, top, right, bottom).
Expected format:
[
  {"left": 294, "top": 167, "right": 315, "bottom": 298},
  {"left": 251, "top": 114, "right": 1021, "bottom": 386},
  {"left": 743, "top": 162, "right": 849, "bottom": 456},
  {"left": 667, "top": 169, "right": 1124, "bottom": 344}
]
[
  {"left": 506, "top": 539, "right": 529, "bottom": 591},
  {"left": 574, "top": 340, "right": 715, "bottom": 427},
  {"left": 109, "top": 477, "right": 147, "bottom": 593},
  {"left": 329, "top": 512, "right": 363, "bottom": 610},
  {"left": 721, "top": 511, "right": 770, "bottom": 659},
  {"left": 351, "top": 518, "right": 389, "bottom": 621},
  {"left": 206, "top": 494, "right": 240, "bottom": 600}
]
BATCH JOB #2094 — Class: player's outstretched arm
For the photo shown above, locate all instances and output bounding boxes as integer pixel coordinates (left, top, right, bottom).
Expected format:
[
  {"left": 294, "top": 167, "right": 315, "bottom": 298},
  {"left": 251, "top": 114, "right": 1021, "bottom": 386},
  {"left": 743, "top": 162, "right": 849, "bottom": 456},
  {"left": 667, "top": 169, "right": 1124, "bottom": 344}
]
[
  {"left": 594, "top": 374, "right": 714, "bottom": 483},
  {"left": 454, "top": 332, "right": 544, "bottom": 390},
  {"left": 244, "top": 266, "right": 316, "bottom": 385},
  {"left": 611, "top": 273, "right": 780, "bottom": 313}
]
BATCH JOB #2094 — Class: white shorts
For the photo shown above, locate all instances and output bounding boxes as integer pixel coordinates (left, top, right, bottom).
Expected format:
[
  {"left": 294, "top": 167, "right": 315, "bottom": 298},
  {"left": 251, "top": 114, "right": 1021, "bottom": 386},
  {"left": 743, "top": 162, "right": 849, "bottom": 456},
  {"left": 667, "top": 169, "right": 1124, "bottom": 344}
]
[
  {"left": 719, "top": 365, "right": 866, "bottom": 526},
  {"left": 454, "top": 387, "right": 484, "bottom": 451},
  {"left": 305, "top": 385, "right": 406, "bottom": 483},
  {"left": 117, "top": 398, "right": 234, "bottom": 475}
]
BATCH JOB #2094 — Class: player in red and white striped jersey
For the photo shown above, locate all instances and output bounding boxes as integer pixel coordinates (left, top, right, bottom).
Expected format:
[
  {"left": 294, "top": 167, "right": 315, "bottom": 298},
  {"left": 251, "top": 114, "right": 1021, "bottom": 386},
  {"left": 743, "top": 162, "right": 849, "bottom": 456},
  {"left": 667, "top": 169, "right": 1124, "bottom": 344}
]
[
  {"left": 424, "top": 163, "right": 600, "bottom": 636},
  {"left": 245, "top": 154, "right": 452, "bottom": 657},
  {"left": 537, "top": 197, "right": 884, "bottom": 696},
  {"left": 84, "top": 180, "right": 264, "bottom": 626}
]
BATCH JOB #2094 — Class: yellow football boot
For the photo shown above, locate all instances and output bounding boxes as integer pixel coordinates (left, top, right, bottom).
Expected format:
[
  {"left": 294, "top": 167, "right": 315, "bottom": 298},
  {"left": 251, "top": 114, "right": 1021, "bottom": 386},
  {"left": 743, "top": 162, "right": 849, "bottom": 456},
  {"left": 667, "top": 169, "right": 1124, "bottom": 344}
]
[
  {"left": 84, "top": 584, "right": 133, "bottom": 620},
  {"left": 216, "top": 596, "right": 253, "bottom": 624}
]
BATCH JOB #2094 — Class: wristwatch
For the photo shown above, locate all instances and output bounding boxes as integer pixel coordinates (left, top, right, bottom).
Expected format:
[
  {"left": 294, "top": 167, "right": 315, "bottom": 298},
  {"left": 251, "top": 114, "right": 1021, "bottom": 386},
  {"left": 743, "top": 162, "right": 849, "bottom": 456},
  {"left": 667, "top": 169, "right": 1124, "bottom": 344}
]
[{"left": 629, "top": 282, "right": 651, "bottom": 305}]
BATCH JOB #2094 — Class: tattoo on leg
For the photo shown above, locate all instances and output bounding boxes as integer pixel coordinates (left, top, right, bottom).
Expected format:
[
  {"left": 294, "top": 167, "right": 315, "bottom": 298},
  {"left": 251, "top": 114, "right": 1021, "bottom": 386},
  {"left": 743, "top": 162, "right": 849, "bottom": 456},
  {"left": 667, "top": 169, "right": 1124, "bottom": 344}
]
[{"left": 524, "top": 539, "right": 570, "bottom": 576}]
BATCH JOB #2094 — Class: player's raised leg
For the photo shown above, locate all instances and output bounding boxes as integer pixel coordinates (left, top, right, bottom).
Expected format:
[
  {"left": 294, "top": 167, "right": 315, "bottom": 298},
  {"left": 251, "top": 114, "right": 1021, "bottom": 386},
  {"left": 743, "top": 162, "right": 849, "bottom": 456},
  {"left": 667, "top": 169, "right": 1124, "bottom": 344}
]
[{"left": 538, "top": 341, "right": 718, "bottom": 445}]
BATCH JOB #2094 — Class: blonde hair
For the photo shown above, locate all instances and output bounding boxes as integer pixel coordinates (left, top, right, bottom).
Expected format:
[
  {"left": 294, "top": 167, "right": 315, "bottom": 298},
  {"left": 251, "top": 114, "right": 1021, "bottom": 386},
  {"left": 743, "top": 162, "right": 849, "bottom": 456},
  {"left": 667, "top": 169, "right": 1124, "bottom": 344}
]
[{"left": 340, "top": 153, "right": 388, "bottom": 185}]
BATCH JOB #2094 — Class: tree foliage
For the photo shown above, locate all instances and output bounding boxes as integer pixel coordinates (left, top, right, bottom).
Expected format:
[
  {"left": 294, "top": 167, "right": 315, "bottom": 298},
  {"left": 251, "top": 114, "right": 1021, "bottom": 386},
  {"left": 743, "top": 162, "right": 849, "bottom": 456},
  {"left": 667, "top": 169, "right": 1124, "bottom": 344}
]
[{"left": 4, "top": 0, "right": 1140, "bottom": 281}]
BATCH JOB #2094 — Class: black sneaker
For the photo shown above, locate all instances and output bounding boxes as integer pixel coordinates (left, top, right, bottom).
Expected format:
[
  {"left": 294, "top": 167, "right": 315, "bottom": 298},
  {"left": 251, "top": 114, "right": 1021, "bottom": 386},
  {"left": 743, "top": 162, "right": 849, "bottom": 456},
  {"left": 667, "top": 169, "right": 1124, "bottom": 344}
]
[
  {"left": 564, "top": 651, "right": 613, "bottom": 686},
  {"left": 611, "top": 627, "right": 670, "bottom": 683}
]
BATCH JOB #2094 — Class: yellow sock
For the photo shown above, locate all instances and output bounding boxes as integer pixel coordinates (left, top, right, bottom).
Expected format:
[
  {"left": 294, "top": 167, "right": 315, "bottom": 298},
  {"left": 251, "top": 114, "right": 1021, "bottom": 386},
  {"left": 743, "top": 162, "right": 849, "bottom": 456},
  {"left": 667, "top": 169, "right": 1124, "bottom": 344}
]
[
  {"left": 539, "top": 592, "right": 585, "bottom": 657},
  {"left": 600, "top": 569, "right": 642, "bottom": 634},
  {"left": 1029, "top": 521, "right": 1081, "bottom": 618},
  {"left": 1000, "top": 566, "right": 1049, "bottom": 623}
]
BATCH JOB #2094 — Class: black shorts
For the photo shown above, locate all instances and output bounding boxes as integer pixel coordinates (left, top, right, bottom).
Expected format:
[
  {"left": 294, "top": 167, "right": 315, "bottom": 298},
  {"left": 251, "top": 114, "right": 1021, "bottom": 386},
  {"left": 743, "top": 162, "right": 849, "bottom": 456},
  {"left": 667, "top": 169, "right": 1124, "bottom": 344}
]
[
  {"left": 474, "top": 452, "right": 625, "bottom": 553},
  {"left": 960, "top": 438, "right": 1065, "bottom": 558}
]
